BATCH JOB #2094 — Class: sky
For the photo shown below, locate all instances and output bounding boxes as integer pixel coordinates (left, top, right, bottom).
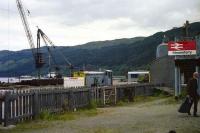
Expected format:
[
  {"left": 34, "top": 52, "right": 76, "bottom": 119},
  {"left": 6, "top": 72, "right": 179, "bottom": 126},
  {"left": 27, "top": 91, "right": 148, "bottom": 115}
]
[{"left": 0, "top": 0, "right": 200, "bottom": 51}]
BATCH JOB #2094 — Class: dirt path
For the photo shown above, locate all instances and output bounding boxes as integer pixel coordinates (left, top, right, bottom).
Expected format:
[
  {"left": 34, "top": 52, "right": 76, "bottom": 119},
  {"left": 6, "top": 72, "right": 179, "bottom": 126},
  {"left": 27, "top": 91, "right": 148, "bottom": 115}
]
[{"left": 14, "top": 98, "right": 200, "bottom": 133}]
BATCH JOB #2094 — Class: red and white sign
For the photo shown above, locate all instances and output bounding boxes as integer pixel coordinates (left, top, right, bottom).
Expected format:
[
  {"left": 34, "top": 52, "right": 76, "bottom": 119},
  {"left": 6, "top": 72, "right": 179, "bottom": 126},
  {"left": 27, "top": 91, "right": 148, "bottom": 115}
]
[{"left": 168, "top": 41, "right": 196, "bottom": 56}]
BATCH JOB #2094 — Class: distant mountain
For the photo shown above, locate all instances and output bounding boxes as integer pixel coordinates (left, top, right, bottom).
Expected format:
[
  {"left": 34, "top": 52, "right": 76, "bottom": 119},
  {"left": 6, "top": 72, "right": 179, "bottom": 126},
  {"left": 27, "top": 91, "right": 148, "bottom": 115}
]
[
  {"left": 0, "top": 22, "right": 200, "bottom": 76},
  {"left": 75, "top": 37, "right": 145, "bottom": 49}
]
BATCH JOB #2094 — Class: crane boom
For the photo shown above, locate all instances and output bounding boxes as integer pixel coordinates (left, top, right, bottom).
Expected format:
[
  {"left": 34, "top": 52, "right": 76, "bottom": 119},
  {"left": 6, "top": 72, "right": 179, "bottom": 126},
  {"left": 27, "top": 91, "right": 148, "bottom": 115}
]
[
  {"left": 37, "top": 28, "right": 74, "bottom": 76},
  {"left": 38, "top": 29, "right": 73, "bottom": 68},
  {"left": 16, "top": 0, "right": 35, "bottom": 54},
  {"left": 16, "top": 0, "right": 45, "bottom": 71}
]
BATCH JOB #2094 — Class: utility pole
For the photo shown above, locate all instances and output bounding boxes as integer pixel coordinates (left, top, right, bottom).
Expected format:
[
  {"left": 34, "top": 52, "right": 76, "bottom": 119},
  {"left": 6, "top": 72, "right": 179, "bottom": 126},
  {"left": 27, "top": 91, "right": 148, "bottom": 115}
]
[{"left": 183, "top": 20, "right": 190, "bottom": 38}]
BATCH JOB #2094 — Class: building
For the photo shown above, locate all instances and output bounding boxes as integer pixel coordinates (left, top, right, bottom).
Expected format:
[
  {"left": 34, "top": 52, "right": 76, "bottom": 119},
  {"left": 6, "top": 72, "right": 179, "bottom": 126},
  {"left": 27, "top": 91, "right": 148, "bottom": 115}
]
[
  {"left": 128, "top": 71, "right": 150, "bottom": 83},
  {"left": 64, "top": 70, "right": 113, "bottom": 88},
  {"left": 84, "top": 70, "right": 113, "bottom": 87},
  {"left": 150, "top": 22, "right": 200, "bottom": 96}
]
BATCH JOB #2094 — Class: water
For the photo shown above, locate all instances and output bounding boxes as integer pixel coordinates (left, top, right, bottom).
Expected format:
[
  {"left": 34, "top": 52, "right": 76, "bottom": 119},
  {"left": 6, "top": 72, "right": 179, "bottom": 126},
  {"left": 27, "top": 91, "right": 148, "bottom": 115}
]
[
  {"left": 0, "top": 76, "right": 36, "bottom": 83},
  {"left": 0, "top": 77, "right": 20, "bottom": 83},
  {"left": 0, "top": 76, "right": 48, "bottom": 83}
]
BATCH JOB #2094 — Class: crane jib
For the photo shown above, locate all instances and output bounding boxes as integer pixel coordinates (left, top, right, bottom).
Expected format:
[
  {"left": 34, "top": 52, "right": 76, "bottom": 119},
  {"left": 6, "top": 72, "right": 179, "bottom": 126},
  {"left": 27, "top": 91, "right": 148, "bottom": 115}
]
[{"left": 16, "top": 0, "right": 45, "bottom": 70}]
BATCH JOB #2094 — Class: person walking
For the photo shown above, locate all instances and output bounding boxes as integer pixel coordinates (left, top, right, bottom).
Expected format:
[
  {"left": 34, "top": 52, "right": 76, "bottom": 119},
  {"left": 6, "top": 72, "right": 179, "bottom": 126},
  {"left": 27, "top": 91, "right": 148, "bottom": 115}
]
[{"left": 187, "top": 72, "right": 199, "bottom": 117}]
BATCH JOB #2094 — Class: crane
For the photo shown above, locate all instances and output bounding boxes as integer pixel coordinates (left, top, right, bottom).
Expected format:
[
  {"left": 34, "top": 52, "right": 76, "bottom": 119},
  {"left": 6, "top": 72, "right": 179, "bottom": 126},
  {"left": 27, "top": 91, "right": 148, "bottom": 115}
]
[
  {"left": 16, "top": 0, "right": 74, "bottom": 77},
  {"left": 37, "top": 28, "right": 74, "bottom": 77},
  {"left": 16, "top": 0, "right": 45, "bottom": 77}
]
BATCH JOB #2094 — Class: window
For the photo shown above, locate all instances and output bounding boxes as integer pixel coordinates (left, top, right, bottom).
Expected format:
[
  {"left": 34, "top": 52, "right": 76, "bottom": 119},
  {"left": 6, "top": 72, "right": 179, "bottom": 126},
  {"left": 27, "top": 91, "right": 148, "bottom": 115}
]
[{"left": 131, "top": 74, "right": 138, "bottom": 78}]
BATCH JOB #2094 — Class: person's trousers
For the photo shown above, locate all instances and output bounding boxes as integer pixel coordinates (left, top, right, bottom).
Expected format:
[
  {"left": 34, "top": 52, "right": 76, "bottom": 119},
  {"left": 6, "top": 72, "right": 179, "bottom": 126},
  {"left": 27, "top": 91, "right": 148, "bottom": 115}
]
[{"left": 189, "top": 97, "right": 198, "bottom": 115}]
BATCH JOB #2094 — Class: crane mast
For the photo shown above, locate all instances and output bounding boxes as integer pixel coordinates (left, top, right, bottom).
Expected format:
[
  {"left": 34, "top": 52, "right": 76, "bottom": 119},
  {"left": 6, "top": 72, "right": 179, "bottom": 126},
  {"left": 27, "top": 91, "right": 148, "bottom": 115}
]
[
  {"left": 37, "top": 28, "right": 74, "bottom": 77},
  {"left": 16, "top": 0, "right": 44, "bottom": 76}
]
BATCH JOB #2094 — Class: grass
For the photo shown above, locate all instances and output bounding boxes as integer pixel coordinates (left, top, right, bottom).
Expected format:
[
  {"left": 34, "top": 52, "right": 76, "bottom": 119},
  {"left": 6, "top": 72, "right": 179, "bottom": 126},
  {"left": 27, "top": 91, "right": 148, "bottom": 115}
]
[
  {"left": 38, "top": 111, "right": 76, "bottom": 121},
  {"left": 38, "top": 108, "right": 100, "bottom": 121},
  {"left": 87, "top": 100, "right": 97, "bottom": 109},
  {"left": 0, "top": 108, "right": 100, "bottom": 133},
  {"left": 116, "top": 89, "right": 177, "bottom": 106},
  {"left": 89, "top": 127, "right": 120, "bottom": 133},
  {"left": 0, "top": 89, "right": 180, "bottom": 133},
  {"left": 162, "top": 97, "right": 181, "bottom": 105},
  {"left": 37, "top": 100, "right": 98, "bottom": 121},
  {"left": 0, "top": 121, "right": 49, "bottom": 133}
]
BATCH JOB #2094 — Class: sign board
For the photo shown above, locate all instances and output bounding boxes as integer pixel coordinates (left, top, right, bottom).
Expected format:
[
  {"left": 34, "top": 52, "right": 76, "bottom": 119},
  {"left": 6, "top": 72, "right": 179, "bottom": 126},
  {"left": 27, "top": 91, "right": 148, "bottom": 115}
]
[
  {"left": 64, "top": 77, "right": 85, "bottom": 88},
  {"left": 73, "top": 71, "right": 85, "bottom": 77},
  {"left": 168, "top": 41, "right": 196, "bottom": 56}
]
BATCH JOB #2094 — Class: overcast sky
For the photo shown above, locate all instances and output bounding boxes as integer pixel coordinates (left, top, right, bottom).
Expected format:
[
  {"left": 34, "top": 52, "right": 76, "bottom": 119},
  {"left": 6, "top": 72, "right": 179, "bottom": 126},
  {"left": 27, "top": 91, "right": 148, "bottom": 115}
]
[{"left": 0, "top": 0, "right": 200, "bottom": 51}]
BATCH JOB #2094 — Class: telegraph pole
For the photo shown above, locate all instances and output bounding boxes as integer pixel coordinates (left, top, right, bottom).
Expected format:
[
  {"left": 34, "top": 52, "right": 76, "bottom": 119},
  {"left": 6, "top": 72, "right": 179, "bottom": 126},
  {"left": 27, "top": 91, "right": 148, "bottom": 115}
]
[{"left": 183, "top": 20, "right": 190, "bottom": 38}]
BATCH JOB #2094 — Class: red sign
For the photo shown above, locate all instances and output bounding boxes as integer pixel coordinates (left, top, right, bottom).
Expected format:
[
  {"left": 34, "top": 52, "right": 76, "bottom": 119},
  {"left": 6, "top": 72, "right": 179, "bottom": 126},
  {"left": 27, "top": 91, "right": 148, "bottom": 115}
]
[{"left": 168, "top": 41, "right": 196, "bottom": 55}]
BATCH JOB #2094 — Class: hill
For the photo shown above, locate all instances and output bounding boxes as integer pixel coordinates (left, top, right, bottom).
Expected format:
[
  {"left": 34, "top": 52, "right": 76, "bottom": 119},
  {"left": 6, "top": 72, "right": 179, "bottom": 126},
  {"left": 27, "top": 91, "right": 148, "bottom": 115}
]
[
  {"left": 0, "top": 22, "right": 200, "bottom": 76},
  {"left": 75, "top": 37, "right": 145, "bottom": 49}
]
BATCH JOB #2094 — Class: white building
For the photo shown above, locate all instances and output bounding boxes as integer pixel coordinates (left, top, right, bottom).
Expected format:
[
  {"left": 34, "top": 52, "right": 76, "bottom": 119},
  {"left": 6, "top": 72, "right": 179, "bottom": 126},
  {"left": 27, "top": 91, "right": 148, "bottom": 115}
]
[
  {"left": 128, "top": 71, "right": 150, "bottom": 83},
  {"left": 64, "top": 70, "right": 113, "bottom": 88},
  {"left": 84, "top": 70, "right": 112, "bottom": 87}
]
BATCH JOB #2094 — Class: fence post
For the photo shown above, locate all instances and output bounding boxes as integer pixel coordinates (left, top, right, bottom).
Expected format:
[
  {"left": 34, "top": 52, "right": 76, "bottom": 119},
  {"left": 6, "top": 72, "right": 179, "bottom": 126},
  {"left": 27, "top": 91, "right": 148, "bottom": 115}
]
[
  {"left": 88, "top": 89, "right": 92, "bottom": 105},
  {"left": 0, "top": 99, "right": 2, "bottom": 125},
  {"left": 102, "top": 88, "right": 105, "bottom": 106},
  {"left": 133, "top": 87, "right": 136, "bottom": 102},
  {"left": 33, "top": 90, "right": 39, "bottom": 119},
  {"left": 4, "top": 92, "right": 11, "bottom": 127},
  {"left": 144, "top": 86, "right": 146, "bottom": 96},
  {"left": 114, "top": 87, "right": 117, "bottom": 104},
  {"left": 119, "top": 88, "right": 123, "bottom": 101},
  {"left": 69, "top": 90, "right": 75, "bottom": 111}
]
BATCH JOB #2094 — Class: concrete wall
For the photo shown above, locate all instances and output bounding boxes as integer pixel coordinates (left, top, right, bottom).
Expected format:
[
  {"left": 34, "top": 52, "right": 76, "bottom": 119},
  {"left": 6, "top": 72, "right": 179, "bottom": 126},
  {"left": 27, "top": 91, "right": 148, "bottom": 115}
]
[{"left": 150, "top": 56, "right": 175, "bottom": 88}]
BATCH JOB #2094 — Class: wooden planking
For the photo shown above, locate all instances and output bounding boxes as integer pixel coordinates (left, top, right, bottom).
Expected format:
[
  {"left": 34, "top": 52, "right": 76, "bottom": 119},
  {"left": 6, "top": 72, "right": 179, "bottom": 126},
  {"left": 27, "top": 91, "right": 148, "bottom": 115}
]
[{"left": 0, "top": 83, "right": 160, "bottom": 127}]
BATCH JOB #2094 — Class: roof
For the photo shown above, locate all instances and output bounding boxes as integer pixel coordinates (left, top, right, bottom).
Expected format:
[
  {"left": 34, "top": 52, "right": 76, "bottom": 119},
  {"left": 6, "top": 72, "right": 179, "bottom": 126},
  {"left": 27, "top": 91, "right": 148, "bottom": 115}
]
[
  {"left": 84, "top": 71, "right": 104, "bottom": 74},
  {"left": 128, "top": 71, "right": 149, "bottom": 74},
  {"left": 83, "top": 70, "right": 112, "bottom": 75},
  {"left": 105, "top": 70, "right": 112, "bottom": 72}
]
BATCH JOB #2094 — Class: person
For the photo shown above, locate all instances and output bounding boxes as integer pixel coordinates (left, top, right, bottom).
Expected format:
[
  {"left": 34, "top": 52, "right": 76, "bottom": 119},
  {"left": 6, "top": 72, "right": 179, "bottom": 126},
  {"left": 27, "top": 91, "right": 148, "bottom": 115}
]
[{"left": 187, "top": 72, "right": 199, "bottom": 117}]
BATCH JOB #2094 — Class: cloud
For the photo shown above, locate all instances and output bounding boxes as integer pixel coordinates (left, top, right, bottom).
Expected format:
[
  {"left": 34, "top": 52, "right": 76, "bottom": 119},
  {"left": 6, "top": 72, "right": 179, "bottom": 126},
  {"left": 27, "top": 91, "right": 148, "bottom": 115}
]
[{"left": 0, "top": 0, "right": 199, "bottom": 51}]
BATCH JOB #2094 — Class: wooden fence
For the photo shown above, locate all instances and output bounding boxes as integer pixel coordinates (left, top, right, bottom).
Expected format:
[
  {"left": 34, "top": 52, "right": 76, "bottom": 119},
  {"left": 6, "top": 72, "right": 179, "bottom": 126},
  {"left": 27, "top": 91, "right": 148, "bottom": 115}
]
[
  {"left": 116, "top": 83, "right": 157, "bottom": 102},
  {"left": 0, "top": 83, "right": 160, "bottom": 127},
  {"left": 91, "top": 83, "right": 159, "bottom": 106},
  {"left": 0, "top": 88, "right": 90, "bottom": 127}
]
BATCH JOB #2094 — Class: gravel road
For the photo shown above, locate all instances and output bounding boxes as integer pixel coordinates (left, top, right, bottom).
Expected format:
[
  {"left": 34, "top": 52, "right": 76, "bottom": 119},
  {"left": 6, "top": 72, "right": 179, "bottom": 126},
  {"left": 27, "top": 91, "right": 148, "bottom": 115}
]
[{"left": 14, "top": 98, "right": 200, "bottom": 133}]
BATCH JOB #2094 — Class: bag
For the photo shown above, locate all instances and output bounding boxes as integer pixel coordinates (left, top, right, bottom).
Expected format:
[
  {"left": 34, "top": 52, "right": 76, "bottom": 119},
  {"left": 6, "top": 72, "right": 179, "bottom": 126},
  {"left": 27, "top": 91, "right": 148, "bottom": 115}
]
[{"left": 178, "top": 97, "right": 193, "bottom": 113}]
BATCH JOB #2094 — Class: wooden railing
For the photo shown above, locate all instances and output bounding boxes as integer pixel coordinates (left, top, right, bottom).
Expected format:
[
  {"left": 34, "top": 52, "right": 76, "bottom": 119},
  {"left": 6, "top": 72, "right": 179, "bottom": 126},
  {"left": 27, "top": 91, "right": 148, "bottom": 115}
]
[{"left": 0, "top": 87, "right": 90, "bottom": 127}]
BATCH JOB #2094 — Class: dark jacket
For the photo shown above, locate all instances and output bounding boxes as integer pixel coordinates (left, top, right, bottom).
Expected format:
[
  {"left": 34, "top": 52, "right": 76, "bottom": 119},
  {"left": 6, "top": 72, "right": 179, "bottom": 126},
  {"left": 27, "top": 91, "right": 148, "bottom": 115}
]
[{"left": 187, "top": 78, "right": 198, "bottom": 98}]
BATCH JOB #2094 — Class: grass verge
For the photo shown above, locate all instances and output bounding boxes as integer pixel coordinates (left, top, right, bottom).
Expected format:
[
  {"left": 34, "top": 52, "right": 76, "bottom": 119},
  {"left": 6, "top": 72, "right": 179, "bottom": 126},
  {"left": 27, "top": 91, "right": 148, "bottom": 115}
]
[
  {"left": 0, "top": 108, "right": 100, "bottom": 133},
  {"left": 116, "top": 89, "right": 178, "bottom": 106}
]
